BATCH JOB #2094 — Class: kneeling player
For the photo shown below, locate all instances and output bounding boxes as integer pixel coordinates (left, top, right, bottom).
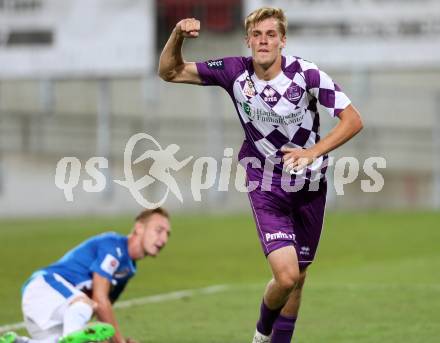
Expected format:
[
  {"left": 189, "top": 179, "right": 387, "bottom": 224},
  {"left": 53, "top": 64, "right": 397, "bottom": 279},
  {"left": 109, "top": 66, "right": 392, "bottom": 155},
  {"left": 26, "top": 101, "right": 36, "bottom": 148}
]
[{"left": 1, "top": 208, "right": 171, "bottom": 343}]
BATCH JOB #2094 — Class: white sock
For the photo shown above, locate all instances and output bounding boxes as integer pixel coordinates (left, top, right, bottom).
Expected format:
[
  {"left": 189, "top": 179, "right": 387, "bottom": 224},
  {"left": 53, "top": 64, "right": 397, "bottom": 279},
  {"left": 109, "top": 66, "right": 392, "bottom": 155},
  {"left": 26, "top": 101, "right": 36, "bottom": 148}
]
[
  {"left": 14, "top": 336, "right": 30, "bottom": 343},
  {"left": 62, "top": 301, "right": 93, "bottom": 336},
  {"left": 27, "top": 337, "right": 57, "bottom": 343}
]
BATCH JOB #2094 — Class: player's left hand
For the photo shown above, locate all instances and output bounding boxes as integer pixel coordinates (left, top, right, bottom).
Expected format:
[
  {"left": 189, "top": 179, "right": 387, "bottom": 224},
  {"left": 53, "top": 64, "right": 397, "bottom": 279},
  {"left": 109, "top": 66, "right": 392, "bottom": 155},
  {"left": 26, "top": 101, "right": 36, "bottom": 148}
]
[
  {"left": 281, "top": 147, "right": 318, "bottom": 174},
  {"left": 125, "top": 338, "right": 138, "bottom": 343}
]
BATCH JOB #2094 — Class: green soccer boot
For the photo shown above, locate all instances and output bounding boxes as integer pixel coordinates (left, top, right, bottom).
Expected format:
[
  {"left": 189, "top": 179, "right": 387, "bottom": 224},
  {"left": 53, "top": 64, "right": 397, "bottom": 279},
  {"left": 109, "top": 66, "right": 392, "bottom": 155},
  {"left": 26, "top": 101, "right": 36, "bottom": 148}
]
[
  {"left": 0, "top": 332, "right": 17, "bottom": 343},
  {"left": 58, "top": 323, "right": 115, "bottom": 343}
]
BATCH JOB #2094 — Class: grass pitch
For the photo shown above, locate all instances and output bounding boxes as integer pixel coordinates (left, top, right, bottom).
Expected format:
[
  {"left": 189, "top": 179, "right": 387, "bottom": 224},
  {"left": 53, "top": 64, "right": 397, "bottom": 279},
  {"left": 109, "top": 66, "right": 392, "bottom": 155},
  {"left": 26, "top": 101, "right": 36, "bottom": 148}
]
[{"left": 0, "top": 211, "right": 439, "bottom": 342}]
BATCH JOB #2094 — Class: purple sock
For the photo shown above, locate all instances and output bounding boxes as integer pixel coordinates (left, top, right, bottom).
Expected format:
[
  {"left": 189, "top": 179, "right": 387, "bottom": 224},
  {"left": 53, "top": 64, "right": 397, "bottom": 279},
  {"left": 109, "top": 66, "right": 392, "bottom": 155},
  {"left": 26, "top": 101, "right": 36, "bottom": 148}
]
[
  {"left": 271, "top": 314, "right": 297, "bottom": 343},
  {"left": 256, "top": 299, "right": 282, "bottom": 336}
]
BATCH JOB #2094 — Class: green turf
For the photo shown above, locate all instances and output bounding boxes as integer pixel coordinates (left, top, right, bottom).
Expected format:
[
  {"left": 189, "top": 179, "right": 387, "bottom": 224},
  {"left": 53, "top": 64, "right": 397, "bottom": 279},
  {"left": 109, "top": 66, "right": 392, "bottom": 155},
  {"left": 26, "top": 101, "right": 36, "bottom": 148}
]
[{"left": 0, "top": 211, "right": 439, "bottom": 342}]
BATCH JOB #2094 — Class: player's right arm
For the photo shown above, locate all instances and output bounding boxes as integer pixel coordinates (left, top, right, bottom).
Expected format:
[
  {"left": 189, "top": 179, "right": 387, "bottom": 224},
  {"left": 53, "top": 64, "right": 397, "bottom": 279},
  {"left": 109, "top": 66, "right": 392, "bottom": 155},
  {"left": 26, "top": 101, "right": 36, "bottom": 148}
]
[
  {"left": 158, "top": 18, "right": 202, "bottom": 84},
  {"left": 92, "top": 273, "right": 124, "bottom": 343},
  {"left": 92, "top": 273, "right": 136, "bottom": 343}
]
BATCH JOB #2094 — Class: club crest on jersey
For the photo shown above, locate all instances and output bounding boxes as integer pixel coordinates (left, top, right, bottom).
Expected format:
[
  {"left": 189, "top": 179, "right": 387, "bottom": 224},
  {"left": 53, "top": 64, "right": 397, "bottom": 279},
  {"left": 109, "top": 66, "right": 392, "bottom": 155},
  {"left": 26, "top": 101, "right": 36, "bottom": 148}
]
[
  {"left": 242, "top": 76, "right": 256, "bottom": 97},
  {"left": 262, "top": 86, "right": 278, "bottom": 103},
  {"left": 285, "top": 84, "right": 303, "bottom": 103},
  {"left": 206, "top": 59, "right": 224, "bottom": 70}
]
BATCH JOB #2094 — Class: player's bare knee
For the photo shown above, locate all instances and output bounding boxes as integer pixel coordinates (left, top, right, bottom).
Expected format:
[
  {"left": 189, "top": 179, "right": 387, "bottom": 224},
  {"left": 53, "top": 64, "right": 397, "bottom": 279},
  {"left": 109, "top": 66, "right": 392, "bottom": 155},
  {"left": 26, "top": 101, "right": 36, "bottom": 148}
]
[
  {"left": 277, "top": 277, "right": 295, "bottom": 292},
  {"left": 276, "top": 270, "right": 300, "bottom": 291}
]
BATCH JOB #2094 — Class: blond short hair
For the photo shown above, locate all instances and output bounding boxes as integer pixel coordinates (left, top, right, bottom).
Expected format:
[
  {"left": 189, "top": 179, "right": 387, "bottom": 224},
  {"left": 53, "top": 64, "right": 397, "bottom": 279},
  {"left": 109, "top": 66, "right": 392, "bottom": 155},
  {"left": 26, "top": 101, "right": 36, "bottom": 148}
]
[
  {"left": 245, "top": 7, "right": 287, "bottom": 37},
  {"left": 135, "top": 207, "right": 169, "bottom": 223}
]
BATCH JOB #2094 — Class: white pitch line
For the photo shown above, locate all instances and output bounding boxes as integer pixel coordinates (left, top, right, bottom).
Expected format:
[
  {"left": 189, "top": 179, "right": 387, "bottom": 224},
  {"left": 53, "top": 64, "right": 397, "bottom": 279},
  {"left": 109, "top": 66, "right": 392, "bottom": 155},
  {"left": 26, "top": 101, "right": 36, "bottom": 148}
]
[
  {"left": 2, "top": 282, "right": 438, "bottom": 333},
  {"left": 0, "top": 322, "right": 26, "bottom": 333},
  {"left": 0, "top": 284, "right": 230, "bottom": 333},
  {"left": 114, "top": 284, "right": 229, "bottom": 309}
]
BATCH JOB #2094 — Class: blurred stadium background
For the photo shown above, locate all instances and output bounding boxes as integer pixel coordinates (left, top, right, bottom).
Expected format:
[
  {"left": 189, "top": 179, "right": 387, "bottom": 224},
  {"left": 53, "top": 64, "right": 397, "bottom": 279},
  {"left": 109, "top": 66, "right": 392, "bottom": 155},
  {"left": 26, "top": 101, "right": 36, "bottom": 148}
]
[
  {"left": 1, "top": 1, "right": 440, "bottom": 342},
  {"left": 0, "top": 0, "right": 439, "bottom": 216}
]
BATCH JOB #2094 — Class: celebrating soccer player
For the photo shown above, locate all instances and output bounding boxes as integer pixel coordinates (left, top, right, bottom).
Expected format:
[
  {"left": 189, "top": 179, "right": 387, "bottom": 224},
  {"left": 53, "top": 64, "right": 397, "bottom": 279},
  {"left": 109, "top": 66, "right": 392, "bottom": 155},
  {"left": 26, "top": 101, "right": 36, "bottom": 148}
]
[
  {"left": 0, "top": 208, "right": 170, "bottom": 343},
  {"left": 158, "top": 7, "right": 363, "bottom": 343}
]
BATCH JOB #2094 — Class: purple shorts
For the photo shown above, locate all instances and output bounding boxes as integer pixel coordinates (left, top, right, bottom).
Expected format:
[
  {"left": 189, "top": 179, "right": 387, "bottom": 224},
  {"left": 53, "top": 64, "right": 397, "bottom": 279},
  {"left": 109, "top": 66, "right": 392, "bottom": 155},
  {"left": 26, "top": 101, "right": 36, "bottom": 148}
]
[{"left": 247, "top": 172, "right": 327, "bottom": 270}]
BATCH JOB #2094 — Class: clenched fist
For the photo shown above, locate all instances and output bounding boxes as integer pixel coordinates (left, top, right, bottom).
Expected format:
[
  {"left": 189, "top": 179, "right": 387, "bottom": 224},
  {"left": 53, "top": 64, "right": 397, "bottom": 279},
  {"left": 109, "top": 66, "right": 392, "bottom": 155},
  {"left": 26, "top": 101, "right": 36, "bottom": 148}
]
[{"left": 175, "top": 18, "right": 200, "bottom": 38}]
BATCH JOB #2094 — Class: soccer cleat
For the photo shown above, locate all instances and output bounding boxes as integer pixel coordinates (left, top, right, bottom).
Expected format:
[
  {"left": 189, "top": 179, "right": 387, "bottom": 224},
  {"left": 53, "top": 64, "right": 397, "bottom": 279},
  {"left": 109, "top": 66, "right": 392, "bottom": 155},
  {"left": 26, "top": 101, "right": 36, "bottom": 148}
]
[
  {"left": 0, "top": 332, "right": 17, "bottom": 343},
  {"left": 252, "top": 329, "right": 271, "bottom": 343},
  {"left": 58, "top": 323, "right": 115, "bottom": 343}
]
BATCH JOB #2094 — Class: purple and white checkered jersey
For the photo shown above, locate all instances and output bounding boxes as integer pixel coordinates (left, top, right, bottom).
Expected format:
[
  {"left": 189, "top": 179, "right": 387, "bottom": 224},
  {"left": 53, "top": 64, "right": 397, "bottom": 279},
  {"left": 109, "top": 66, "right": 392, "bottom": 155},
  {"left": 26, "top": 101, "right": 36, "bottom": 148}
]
[{"left": 196, "top": 55, "right": 351, "bottom": 185}]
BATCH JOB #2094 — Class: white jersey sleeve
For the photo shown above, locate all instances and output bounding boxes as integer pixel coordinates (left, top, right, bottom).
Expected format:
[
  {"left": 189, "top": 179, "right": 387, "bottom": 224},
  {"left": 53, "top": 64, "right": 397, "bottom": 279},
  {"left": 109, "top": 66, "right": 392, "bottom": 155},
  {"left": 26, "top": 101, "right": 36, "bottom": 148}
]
[{"left": 299, "top": 59, "right": 351, "bottom": 117}]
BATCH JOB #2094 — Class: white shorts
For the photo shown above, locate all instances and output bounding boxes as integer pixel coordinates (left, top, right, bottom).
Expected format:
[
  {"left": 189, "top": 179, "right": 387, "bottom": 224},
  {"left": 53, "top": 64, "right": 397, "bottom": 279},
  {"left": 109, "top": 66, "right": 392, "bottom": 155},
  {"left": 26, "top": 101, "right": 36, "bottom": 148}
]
[{"left": 22, "top": 273, "right": 84, "bottom": 339}]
